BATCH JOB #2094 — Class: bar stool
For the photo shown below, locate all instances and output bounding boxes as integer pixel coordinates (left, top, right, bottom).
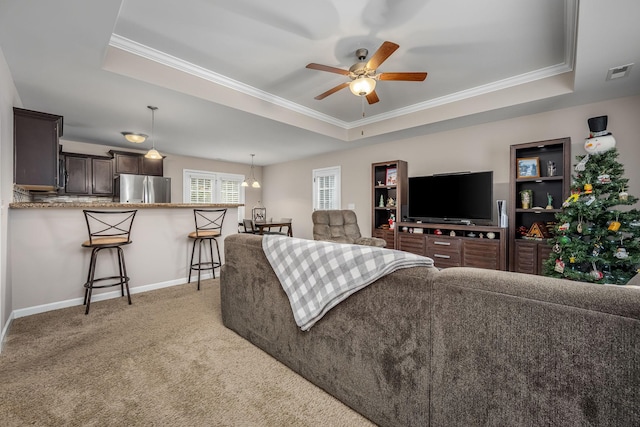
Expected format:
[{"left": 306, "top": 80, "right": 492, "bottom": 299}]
[
  {"left": 188, "top": 208, "right": 226, "bottom": 290},
  {"left": 81, "top": 210, "right": 137, "bottom": 315}
]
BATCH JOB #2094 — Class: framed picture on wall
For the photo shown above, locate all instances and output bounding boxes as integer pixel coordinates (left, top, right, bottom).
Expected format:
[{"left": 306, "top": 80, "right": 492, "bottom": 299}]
[
  {"left": 385, "top": 167, "right": 397, "bottom": 186},
  {"left": 517, "top": 157, "right": 540, "bottom": 178}
]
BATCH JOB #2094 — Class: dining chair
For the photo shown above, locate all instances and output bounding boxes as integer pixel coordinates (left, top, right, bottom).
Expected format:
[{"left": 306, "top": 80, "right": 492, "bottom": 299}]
[{"left": 242, "top": 218, "right": 259, "bottom": 234}]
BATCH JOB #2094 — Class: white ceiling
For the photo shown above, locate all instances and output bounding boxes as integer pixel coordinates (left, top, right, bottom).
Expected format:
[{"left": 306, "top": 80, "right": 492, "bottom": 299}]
[{"left": 1, "top": 0, "right": 639, "bottom": 166}]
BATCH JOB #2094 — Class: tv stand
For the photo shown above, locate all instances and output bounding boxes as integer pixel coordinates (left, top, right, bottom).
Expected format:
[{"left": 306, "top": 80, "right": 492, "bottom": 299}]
[{"left": 397, "top": 222, "right": 507, "bottom": 271}]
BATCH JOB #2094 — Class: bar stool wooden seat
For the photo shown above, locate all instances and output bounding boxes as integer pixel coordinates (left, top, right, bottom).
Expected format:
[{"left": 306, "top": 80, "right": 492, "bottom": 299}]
[
  {"left": 81, "top": 210, "right": 137, "bottom": 314},
  {"left": 188, "top": 208, "right": 226, "bottom": 289}
]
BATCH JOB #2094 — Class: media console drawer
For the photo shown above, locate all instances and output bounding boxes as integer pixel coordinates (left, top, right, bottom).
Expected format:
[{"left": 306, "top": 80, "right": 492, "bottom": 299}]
[{"left": 426, "top": 236, "right": 462, "bottom": 268}]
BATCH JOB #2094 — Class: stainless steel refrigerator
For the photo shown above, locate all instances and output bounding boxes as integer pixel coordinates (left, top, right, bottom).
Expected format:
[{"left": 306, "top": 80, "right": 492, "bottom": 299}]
[{"left": 114, "top": 174, "right": 171, "bottom": 203}]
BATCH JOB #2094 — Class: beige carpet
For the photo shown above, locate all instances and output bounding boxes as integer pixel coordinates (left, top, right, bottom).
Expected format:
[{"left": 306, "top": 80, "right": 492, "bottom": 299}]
[{"left": 0, "top": 280, "right": 375, "bottom": 426}]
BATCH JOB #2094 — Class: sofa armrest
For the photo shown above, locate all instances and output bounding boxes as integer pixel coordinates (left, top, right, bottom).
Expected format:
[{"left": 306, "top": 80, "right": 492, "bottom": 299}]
[
  {"left": 431, "top": 267, "right": 640, "bottom": 426},
  {"left": 354, "top": 236, "right": 387, "bottom": 247}
]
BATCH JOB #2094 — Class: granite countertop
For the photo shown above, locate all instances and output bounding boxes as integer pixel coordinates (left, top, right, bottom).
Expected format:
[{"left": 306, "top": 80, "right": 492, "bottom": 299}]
[{"left": 9, "top": 202, "right": 244, "bottom": 209}]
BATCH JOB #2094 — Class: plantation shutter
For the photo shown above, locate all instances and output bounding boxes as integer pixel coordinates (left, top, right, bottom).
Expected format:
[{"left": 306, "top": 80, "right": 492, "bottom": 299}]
[
  {"left": 312, "top": 166, "right": 341, "bottom": 210},
  {"left": 189, "top": 176, "right": 214, "bottom": 203}
]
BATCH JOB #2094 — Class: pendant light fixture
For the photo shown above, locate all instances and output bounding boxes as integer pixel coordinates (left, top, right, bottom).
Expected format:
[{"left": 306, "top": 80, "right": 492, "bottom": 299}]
[
  {"left": 144, "top": 105, "right": 162, "bottom": 160},
  {"left": 241, "top": 154, "right": 260, "bottom": 188}
]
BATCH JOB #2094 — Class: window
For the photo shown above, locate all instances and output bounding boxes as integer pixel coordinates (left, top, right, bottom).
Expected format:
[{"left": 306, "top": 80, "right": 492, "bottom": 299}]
[
  {"left": 183, "top": 169, "right": 245, "bottom": 220},
  {"left": 312, "top": 166, "right": 341, "bottom": 210}
]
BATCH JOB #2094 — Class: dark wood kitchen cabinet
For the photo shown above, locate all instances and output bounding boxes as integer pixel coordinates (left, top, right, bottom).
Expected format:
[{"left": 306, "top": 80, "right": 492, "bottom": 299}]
[
  {"left": 61, "top": 153, "right": 113, "bottom": 195},
  {"left": 14, "top": 108, "right": 63, "bottom": 190},
  {"left": 110, "top": 150, "right": 164, "bottom": 176}
]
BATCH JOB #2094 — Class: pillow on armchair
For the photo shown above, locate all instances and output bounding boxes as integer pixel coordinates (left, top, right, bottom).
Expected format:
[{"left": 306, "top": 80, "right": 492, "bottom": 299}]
[{"left": 312, "top": 210, "right": 386, "bottom": 248}]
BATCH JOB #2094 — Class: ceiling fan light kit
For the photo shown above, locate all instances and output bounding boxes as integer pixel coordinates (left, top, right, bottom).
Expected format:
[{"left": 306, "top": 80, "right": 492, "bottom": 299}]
[
  {"left": 349, "top": 76, "right": 376, "bottom": 96},
  {"left": 306, "top": 41, "right": 427, "bottom": 105}
]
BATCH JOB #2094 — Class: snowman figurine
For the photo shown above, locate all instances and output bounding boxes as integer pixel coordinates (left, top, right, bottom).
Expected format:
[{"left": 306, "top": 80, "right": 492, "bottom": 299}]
[{"left": 584, "top": 115, "right": 616, "bottom": 154}]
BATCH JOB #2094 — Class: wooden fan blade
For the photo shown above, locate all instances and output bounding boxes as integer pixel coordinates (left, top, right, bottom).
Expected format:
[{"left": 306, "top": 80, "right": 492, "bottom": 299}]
[
  {"left": 366, "top": 90, "right": 380, "bottom": 105},
  {"left": 314, "top": 82, "right": 350, "bottom": 100},
  {"left": 378, "top": 72, "right": 428, "bottom": 81},
  {"left": 306, "top": 63, "right": 350, "bottom": 76},
  {"left": 366, "top": 41, "right": 400, "bottom": 70}
]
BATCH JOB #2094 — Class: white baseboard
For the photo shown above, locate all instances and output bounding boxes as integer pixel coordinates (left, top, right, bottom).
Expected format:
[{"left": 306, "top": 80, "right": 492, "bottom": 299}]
[
  {"left": 10, "top": 273, "right": 214, "bottom": 320},
  {"left": 0, "top": 310, "right": 15, "bottom": 352}
]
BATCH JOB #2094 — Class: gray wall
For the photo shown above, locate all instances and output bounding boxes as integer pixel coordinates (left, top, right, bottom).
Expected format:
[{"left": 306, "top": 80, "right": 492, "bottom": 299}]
[{"left": 262, "top": 95, "right": 640, "bottom": 241}]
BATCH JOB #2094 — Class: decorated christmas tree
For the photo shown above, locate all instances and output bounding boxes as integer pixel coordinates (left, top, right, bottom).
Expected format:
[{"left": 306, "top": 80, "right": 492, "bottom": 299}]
[{"left": 543, "top": 116, "right": 640, "bottom": 284}]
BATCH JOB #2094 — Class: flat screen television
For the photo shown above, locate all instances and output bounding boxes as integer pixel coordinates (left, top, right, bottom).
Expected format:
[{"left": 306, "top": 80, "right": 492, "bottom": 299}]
[{"left": 407, "top": 171, "right": 494, "bottom": 225}]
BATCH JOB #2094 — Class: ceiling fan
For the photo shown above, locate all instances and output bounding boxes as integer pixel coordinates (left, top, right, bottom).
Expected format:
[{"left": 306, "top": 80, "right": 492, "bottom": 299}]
[{"left": 306, "top": 41, "right": 427, "bottom": 105}]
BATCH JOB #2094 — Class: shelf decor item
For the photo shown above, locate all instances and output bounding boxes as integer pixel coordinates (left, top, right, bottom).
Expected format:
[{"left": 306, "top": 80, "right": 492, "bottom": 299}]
[
  {"left": 385, "top": 167, "right": 397, "bottom": 186},
  {"left": 517, "top": 157, "right": 540, "bottom": 178},
  {"left": 520, "top": 189, "right": 533, "bottom": 209}
]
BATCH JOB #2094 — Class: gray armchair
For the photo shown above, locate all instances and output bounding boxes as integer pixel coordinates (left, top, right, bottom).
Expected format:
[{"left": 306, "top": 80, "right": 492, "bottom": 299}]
[{"left": 311, "top": 210, "right": 386, "bottom": 247}]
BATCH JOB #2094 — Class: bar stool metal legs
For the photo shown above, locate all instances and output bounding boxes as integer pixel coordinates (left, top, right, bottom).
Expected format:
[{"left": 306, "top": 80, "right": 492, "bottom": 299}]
[
  {"left": 188, "top": 235, "right": 221, "bottom": 290},
  {"left": 187, "top": 208, "right": 226, "bottom": 290},
  {"left": 83, "top": 246, "right": 132, "bottom": 315}
]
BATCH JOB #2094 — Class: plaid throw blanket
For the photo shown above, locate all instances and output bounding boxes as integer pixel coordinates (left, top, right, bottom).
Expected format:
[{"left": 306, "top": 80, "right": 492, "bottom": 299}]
[{"left": 262, "top": 235, "right": 434, "bottom": 331}]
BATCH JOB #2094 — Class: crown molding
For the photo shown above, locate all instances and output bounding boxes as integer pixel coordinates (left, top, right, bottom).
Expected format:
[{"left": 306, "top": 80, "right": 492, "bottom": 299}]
[
  {"left": 109, "top": 34, "right": 349, "bottom": 129},
  {"left": 110, "top": 0, "right": 577, "bottom": 132}
]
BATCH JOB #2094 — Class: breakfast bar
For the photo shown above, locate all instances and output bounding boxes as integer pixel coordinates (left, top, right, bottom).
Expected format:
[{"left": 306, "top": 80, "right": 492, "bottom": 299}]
[{"left": 9, "top": 202, "right": 241, "bottom": 316}]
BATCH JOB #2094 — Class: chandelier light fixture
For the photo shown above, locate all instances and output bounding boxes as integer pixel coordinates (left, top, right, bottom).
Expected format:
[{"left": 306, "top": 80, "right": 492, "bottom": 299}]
[
  {"left": 144, "top": 105, "right": 162, "bottom": 160},
  {"left": 121, "top": 132, "right": 148, "bottom": 143},
  {"left": 241, "top": 154, "right": 261, "bottom": 188}
]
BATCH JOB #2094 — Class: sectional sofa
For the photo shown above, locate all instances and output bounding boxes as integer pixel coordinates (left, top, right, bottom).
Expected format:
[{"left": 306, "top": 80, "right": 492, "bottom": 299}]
[{"left": 220, "top": 233, "right": 640, "bottom": 427}]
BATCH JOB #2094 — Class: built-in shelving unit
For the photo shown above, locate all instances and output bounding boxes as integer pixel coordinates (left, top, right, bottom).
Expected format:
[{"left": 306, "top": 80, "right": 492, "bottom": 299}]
[
  {"left": 371, "top": 160, "right": 407, "bottom": 249},
  {"left": 509, "top": 137, "right": 571, "bottom": 274}
]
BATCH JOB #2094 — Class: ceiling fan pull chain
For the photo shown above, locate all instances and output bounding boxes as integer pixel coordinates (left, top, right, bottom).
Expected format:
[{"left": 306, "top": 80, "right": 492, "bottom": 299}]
[{"left": 361, "top": 97, "right": 365, "bottom": 136}]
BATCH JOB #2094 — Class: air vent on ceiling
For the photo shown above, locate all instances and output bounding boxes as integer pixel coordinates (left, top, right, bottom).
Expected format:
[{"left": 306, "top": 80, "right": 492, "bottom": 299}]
[{"left": 606, "top": 63, "right": 633, "bottom": 81}]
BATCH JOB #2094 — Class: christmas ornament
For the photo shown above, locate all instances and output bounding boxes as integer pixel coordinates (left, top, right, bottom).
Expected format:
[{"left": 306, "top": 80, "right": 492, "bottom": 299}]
[
  {"left": 558, "top": 222, "right": 570, "bottom": 232},
  {"left": 584, "top": 183, "right": 593, "bottom": 194},
  {"left": 434, "top": 229, "right": 442, "bottom": 235},
  {"left": 559, "top": 235, "right": 570, "bottom": 245},
  {"left": 574, "top": 154, "right": 590, "bottom": 172},
  {"left": 590, "top": 262, "right": 604, "bottom": 280},
  {"left": 608, "top": 221, "right": 621, "bottom": 231},
  {"left": 577, "top": 216, "right": 583, "bottom": 234},
  {"left": 584, "top": 135, "right": 616, "bottom": 154},
  {"left": 562, "top": 191, "right": 580, "bottom": 207},
  {"left": 592, "top": 242, "right": 603, "bottom": 256},
  {"left": 553, "top": 243, "right": 561, "bottom": 253},
  {"left": 449, "top": 230, "right": 456, "bottom": 236},
  {"left": 614, "top": 248, "right": 629, "bottom": 259},
  {"left": 584, "top": 116, "right": 616, "bottom": 154},
  {"left": 619, "top": 190, "right": 629, "bottom": 201},
  {"left": 608, "top": 214, "right": 621, "bottom": 231},
  {"left": 569, "top": 255, "right": 576, "bottom": 263},
  {"left": 585, "top": 196, "right": 596, "bottom": 206},
  {"left": 554, "top": 258, "right": 565, "bottom": 274}
]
